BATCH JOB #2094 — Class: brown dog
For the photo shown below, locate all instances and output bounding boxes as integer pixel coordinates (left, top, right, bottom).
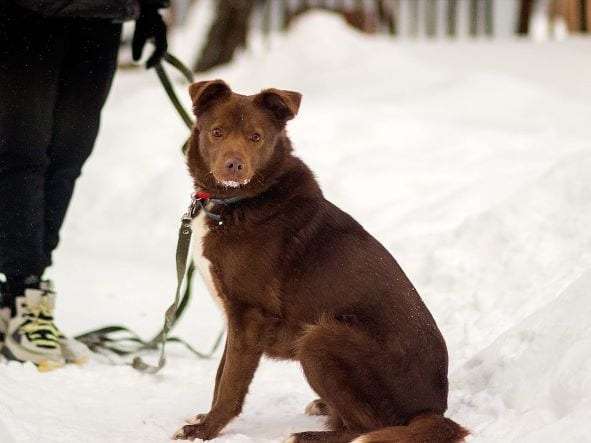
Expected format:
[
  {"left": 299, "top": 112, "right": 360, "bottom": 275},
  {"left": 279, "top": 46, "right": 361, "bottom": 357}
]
[{"left": 173, "top": 80, "right": 467, "bottom": 443}]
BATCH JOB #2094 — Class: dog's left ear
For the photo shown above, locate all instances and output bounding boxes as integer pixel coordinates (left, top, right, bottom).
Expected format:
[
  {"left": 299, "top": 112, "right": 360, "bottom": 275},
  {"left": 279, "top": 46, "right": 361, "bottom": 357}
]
[
  {"left": 255, "top": 88, "right": 302, "bottom": 122},
  {"left": 189, "top": 79, "right": 232, "bottom": 116}
]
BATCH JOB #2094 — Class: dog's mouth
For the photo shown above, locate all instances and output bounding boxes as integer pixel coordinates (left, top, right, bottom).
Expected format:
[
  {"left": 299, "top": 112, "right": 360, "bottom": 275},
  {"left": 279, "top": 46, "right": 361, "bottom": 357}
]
[
  {"left": 218, "top": 178, "right": 251, "bottom": 188},
  {"left": 210, "top": 163, "right": 253, "bottom": 190}
]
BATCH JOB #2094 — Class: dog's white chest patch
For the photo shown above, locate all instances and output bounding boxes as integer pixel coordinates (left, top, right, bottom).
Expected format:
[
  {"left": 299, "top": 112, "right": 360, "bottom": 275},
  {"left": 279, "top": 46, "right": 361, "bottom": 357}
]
[{"left": 191, "top": 210, "right": 224, "bottom": 310}]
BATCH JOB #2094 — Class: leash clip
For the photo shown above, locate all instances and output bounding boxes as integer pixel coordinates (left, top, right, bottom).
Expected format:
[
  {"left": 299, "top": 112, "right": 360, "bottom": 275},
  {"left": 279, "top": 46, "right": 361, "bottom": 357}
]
[
  {"left": 184, "top": 191, "right": 210, "bottom": 222},
  {"left": 182, "top": 200, "right": 196, "bottom": 224}
]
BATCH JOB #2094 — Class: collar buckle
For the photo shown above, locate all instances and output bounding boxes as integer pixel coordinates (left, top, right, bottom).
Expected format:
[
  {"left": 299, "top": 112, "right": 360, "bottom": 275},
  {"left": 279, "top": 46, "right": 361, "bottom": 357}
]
[
  {"left": 184, "top": 190, "right": 244, "bottom": 224},
  {"left": 184, "top": 191, "right": 209, "bottom": 221}
]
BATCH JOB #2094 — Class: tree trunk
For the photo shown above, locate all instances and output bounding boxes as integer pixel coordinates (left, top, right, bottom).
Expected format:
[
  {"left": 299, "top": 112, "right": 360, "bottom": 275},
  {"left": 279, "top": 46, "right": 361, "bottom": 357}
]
[
  {"left": 469, "top": 0, "right": 479, "bottom": 36},
  {"left": 447, "top": 0, "right": 458, "bottom": 36},
  {"left": 377, "top": 0, "right": 397, "bottom": 35},
  {"left": 193, "top": 0, "right": 256, "bottom": 72},
  {"left": 517, "top": 0, "right": 534, "bottom": 34},
  {"left": 484, "top": 0, "right": 494, "bottom": 36},
  {"left": 409, "top": 0, "right": 419, "bottom": 37},
  {"left": 425, "top": 0, "right": 437, "bottom": 37}
]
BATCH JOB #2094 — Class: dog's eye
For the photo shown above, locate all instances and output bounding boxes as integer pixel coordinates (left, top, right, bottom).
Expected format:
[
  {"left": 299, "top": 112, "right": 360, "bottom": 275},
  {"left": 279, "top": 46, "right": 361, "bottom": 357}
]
[
  {"left": 211, "top": 127, "right": 223, "bottom": 138},
  {"left": 250, "top": 133, "right": 261, "bottom": 143}
]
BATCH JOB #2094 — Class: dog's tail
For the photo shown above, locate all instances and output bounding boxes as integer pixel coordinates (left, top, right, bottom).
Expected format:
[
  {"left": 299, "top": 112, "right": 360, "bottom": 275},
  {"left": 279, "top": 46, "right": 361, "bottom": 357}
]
[{"left": 351, "top": 413, "right": 469, "bottom": 443}]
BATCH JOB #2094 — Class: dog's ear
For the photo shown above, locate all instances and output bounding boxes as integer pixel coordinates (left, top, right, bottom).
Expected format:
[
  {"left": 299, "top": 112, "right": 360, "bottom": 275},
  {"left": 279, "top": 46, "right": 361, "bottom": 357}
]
[
  {"left": 255, "top": 88, "right": 302, "bottom": 122},
  {"left": 189, "top": 80, "right": 231, "bottom": 115}
]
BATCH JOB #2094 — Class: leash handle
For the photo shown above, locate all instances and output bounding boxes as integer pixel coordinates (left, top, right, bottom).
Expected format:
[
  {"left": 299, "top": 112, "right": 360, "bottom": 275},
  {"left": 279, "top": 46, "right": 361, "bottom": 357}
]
[{"left": 132, "top": 198, "right": 198, "bottom": 373}]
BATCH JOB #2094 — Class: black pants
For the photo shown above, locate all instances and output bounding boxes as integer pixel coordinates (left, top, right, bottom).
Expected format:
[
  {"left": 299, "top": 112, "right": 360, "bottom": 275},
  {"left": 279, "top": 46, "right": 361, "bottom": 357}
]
[{"left": 0, "top": 6, "right": 122, "bottom": 279}]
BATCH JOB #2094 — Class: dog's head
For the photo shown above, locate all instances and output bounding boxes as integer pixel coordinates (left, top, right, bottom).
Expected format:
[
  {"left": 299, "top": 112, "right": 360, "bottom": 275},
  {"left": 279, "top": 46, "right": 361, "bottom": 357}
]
[{"left": 186, "top": 80, "right": 301, "bottom": 196}]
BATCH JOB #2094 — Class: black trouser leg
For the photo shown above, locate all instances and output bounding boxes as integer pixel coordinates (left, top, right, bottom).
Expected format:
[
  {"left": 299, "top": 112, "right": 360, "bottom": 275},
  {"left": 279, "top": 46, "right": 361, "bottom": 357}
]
[
  {"left": 0, "top": 6, "right": 121, "bottom": 284},
  {"left": 44, "top": 20, "right": 121, "bottom": 259},
  {"left": 0, "top": 9, "right": 65, "bottom": 280}
]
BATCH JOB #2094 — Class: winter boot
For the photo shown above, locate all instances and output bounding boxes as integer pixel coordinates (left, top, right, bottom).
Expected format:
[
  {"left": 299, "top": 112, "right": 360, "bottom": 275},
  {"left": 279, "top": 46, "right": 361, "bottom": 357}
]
[
  {"left": 38, "top": 280, "right": 91, "bottom": 365},
  {"left": 1, "top": 285, "right": 65, "bottom": 371}
]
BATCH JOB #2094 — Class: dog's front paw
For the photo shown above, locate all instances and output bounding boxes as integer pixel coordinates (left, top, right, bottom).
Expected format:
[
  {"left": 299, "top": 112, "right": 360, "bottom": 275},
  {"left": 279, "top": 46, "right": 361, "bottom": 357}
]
[
  {"left": 173, "top": 413, "right": 222, "bottom": 441},
  {"left": 172, "top": 423, "right": 215, "bottom": 441}
]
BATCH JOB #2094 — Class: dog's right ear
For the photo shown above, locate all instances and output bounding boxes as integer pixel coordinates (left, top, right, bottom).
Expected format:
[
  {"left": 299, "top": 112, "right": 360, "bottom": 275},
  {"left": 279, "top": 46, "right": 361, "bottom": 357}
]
[
  {"left": 255, "top": 88, "right": 302, "bottom": 123},
  {"left": 188, "top": 80, "right": 231, "bottom": 116}
]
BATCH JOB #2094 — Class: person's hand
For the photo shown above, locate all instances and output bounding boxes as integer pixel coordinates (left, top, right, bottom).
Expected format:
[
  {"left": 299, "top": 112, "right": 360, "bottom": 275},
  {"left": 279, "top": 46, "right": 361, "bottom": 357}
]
[{"left": 132, "top": 2, "right": 168, "bottom": 69}]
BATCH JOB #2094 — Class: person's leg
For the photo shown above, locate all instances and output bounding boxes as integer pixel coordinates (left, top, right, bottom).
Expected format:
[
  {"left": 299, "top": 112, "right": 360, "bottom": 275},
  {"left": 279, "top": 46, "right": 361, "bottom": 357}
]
[
  {"left": 0, "top": 6, "right": 66, "bottom": 298},
  {"left": 0, "top": 7, "right": 69, "bottom": 367},
  {"left": 43, "top": 19, "right": 122, "bottom": 262}
]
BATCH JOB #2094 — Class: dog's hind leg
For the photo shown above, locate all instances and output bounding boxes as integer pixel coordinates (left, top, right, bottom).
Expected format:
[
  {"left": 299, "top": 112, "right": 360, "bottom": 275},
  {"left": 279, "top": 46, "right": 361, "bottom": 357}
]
[{"left": 294, "top": 318, "right": 396, "bottom": 437}]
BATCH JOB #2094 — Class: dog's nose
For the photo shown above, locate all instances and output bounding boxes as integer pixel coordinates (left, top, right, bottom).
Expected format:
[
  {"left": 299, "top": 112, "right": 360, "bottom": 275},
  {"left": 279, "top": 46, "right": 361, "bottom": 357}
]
[{"left": 224, "top": 157, "right": 245, "bottom": 174}]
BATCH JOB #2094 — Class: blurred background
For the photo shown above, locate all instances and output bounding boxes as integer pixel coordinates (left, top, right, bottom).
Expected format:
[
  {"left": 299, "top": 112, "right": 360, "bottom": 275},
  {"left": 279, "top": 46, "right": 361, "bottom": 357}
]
[{"left": 123, "top": 0, "right": 591, "bottom": 72}]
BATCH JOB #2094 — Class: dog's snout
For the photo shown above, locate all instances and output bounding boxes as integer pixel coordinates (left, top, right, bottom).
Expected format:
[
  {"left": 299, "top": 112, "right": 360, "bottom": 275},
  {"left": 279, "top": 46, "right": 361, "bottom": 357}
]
[
  {"left": 212, "top": 151, "right": 251, "bottom": 186},
  {"left": 224, "top": 157, "right": 245, "bottom": 174}
]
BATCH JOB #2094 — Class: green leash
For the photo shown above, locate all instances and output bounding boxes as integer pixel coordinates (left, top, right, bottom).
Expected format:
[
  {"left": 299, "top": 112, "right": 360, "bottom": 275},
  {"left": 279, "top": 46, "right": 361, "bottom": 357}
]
[
  {"left": 75, "top": 53, "right": 225, "bottom": 371},
  {"left": 156, "top": 53, "right": 194, "bottom": 130}
]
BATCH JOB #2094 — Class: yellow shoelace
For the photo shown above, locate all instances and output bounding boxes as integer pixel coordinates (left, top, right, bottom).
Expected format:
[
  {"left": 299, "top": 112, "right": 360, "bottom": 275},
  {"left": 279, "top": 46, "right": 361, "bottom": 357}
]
[{"left": 20, "top": 298, "right": 60, "bottom": 347}]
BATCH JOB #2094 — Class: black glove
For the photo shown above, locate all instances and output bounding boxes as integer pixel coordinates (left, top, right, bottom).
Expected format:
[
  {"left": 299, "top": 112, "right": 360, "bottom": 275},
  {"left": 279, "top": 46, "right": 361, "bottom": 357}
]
[{"left": 132, "top": 3, "right": 168, "bottom": 69}]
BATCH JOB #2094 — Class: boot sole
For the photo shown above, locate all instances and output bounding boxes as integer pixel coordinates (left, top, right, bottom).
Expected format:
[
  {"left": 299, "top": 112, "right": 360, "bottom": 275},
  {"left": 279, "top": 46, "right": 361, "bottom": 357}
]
[
  {"left": 69, "top": 355, "right": 89, "bottom": 366},
  {"left": 37, "top": 359, "right": 66, "bottom": 372},
  {"left": 2, "top": 334, "right": 65, "bottom": 370}
]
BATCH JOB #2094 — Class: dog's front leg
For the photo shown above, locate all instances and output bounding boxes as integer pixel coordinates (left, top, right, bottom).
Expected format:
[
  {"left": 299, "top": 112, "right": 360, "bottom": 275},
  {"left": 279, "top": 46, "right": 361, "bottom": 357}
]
[
  {"left": 211, "top": 337, "right": 227, "bottom": 407},
  {"left": 184, "top": 338, "right": 227, "bottom": 430},
  {"left": 175, "top": 317, "right": 263, "bottom": 440}
]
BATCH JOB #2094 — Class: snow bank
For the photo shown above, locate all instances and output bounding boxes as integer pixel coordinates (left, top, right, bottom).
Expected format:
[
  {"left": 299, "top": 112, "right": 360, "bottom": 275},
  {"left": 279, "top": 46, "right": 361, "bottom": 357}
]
[
  {"left": 410, "top": 151, "right": 591, "bottom": 365},
  {"left": 0, "top": 419, "right": 15, "bottom": 443},
  {"left": 453, "top": 270, "right": 591, "bottom": 441},
  {"left": 1, "top": 10, "right": 590, "bottom": 443}
]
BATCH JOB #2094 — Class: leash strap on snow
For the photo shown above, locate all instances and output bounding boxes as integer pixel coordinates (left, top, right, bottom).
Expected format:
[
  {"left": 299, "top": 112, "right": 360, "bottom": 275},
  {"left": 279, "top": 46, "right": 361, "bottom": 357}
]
[
  {"left": 75, "top": 54, "right": 225, "bottom": 369},
  {"left": 131, "top": 197, "right": 198, "bottom": 373}
]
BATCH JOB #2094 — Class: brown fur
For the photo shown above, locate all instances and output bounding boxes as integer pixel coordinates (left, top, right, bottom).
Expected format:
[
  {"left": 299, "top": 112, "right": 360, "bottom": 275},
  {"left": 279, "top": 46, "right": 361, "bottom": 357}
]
[{"left": 174, "top": 80, "right": 467, "bottom": 442}]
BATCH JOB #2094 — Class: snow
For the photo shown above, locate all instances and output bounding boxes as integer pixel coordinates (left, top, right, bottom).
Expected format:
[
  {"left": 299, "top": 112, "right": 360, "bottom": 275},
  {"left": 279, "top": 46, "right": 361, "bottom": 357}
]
[
  {"left": 2, "top": 11, "right": 591, "bottom": 443},
  {"left": 453, "top": 270, "right": 591, "bottom": 441}
]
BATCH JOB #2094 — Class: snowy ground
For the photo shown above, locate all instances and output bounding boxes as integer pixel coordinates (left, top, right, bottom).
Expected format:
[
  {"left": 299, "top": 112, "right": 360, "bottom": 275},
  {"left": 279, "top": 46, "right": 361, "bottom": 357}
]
[{"left": 1, "top": 12, "right": 591, "bottom": 443}]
